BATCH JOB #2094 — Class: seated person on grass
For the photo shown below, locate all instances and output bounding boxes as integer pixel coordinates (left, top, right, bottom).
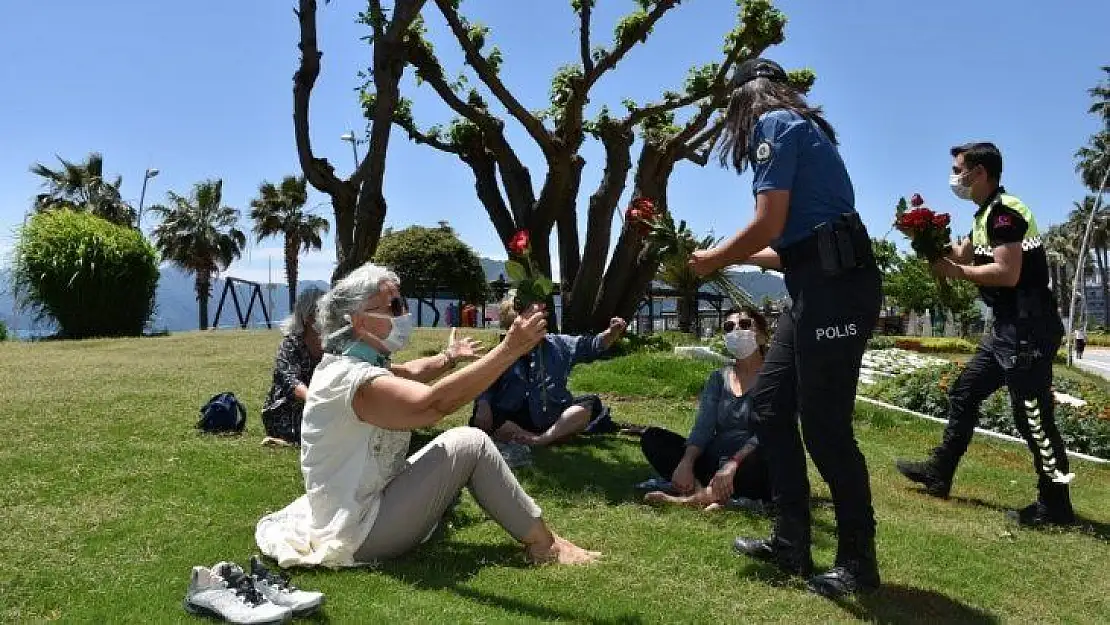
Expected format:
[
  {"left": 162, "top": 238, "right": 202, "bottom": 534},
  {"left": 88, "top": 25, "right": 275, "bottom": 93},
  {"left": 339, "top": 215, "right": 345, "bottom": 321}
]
[
  {"left": 260, "top": 287, "right": 326, "bottom": 447},
  {"left": 470, "top": 297, "right": 628, "bottom": 446},
  {"left": 640, "top": 306, "right": 772, "bottom": 510},
  {"left": 255, "top": 263, "right": 599, "bottom": 568}
]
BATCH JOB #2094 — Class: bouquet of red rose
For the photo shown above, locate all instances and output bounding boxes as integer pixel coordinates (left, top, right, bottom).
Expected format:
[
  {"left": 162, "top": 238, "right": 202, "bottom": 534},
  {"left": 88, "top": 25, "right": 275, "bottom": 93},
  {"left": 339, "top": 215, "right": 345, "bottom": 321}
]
[
  {"left": 625, "top": 198, "right": 754, "bottom": 308},
  {"left": 505, "top": 229, "right": 554, "bottom": 406},
  {"left": 895, "top": 193, "right": 954, "bottom": 296}
]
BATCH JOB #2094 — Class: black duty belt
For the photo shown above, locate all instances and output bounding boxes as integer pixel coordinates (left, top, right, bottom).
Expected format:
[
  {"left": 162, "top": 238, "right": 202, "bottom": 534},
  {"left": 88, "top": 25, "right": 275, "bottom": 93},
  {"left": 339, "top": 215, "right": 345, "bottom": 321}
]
[{"left": 779, "top": 212, "right": 874, "bottom": 276}]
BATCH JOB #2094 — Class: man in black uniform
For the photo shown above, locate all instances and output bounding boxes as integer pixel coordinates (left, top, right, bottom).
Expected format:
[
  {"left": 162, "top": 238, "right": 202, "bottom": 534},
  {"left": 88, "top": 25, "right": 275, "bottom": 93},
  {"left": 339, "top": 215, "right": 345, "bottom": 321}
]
[{"left": 896, "top": 142, "right": 1076, "bottom": 527}]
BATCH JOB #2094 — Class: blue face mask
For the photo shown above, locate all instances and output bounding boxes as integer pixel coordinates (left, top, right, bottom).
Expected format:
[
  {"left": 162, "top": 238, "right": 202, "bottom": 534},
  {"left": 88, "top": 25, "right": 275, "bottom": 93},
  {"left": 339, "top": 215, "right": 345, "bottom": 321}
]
[{"left": 343, "top": 340, "right": 389, "bottom": 367}]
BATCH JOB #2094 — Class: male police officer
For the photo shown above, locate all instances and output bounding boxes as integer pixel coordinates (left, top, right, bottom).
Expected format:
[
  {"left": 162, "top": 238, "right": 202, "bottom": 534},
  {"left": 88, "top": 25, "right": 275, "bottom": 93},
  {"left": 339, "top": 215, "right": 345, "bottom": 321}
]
[{"left": 896, "top": 142, "right": 1076, "bottom": 527}]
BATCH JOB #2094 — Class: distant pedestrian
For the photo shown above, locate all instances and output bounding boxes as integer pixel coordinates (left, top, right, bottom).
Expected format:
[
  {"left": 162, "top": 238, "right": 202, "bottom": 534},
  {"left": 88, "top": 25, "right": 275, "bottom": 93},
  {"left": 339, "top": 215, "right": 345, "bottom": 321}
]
[{"left": 1075, "top": 327, "right": 1086, "bottom": 359}]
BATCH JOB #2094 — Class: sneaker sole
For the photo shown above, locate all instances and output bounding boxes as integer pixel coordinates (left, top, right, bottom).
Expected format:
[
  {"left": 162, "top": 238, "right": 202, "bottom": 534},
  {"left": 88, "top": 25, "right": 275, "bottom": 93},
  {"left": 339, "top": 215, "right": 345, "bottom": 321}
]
[{"left": 183, "top": 598, "right": 292, "bottom": 624}]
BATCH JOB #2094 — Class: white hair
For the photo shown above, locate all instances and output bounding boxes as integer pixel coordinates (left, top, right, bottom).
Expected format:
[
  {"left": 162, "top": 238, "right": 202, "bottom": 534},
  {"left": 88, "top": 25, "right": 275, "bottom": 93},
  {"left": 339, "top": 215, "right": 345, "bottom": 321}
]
[
  {"left": 280, "top": 286, "right": 326, "bottom": 336},
  {"left": 316, "top": 262, "right": 400, "bottom": 353}
]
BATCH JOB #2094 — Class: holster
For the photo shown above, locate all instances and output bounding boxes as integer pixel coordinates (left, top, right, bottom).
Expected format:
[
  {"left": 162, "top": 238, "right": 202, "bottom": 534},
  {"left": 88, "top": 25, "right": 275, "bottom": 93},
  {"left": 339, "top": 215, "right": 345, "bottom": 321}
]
[{"left": 814, "top": 212, "right": 873, "bottom": 277}]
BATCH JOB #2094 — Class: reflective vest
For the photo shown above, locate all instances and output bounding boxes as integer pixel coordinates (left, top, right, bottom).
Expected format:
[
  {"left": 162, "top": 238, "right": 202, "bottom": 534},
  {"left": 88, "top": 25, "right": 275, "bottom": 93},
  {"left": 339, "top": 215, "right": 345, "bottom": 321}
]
[{"left": 971, "top": 193, "right": 1043, "bottom": 258}]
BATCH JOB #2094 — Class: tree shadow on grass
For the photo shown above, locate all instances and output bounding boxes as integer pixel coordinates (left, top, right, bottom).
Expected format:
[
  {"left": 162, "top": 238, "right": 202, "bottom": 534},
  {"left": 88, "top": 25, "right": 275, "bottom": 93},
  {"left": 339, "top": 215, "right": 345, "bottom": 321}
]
[
  {"left": 375, "top": 542, "right": 643, "bottom": 624},
  {"left": 832, "top": 584, "right": 1000, "bottom": 624},
  {"left": 521, "top": 435, "right": 652, "bottom": 505}
]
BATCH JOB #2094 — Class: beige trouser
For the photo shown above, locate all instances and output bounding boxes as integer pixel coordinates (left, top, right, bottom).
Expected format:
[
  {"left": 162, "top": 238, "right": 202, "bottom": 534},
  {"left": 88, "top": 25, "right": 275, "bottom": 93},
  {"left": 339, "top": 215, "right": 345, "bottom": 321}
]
[{"left": 354, "top": 427, "right": 542, "bottom": 562}]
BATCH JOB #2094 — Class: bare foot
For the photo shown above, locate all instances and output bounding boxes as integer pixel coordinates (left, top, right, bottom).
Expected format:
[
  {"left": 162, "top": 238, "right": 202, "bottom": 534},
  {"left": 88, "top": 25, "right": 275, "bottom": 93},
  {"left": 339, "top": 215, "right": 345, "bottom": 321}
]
[
  {"left": 527, "top": 533, "right": 601, "bottom": 565},
  {"left": 644, "top": 491, "right": 688, "bottom": 506},
  {"left": 643, "top": 489, "right": 719, "bottom": 509}
]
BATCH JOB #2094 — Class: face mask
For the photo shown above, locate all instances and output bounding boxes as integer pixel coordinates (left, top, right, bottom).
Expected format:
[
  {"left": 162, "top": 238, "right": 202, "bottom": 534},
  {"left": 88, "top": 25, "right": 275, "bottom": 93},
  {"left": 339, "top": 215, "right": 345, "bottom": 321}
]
[
  {"left": 368, "top": 312, "right": 413, "bottom": 353},
  {"left": 949, "top": 172, "right": 973, "bottom": 201},
  {"left": 724, "top": 329, "right": 759, "bottom": 360}
]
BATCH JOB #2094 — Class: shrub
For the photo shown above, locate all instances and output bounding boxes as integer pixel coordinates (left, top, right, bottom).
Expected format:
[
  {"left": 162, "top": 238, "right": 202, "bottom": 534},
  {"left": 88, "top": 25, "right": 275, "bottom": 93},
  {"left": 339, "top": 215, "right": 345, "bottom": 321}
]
[
  {"left": 865, "top": 363, "right": 1110, "bottom": 458},
  {"left": 868, "top": 335, "right": 896, "bottom": 350},
  {"left": 11, "top": 210, "right": 159, "bottom": 338},
  {"left": 892, "top": 337, "right": 979, "bottom": 354},
  {"left": 0, "top": 320, "right": 8, "bottom": 342},
  {"left": 608, "top": 331, "right": 697, "bottom": 357}
]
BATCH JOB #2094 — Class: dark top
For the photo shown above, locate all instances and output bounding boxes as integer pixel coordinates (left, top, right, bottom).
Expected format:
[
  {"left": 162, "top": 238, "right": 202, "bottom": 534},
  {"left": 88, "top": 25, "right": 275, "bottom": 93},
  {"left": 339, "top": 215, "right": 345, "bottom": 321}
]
[
  {"left": 749, "top": 109, "right": 856, "bottom": 249},
  {"left": 970, "top": 187, "right": 1054, "bottom": 320},
  {"left": 478, "top": 333, "right": 609, "bottom": 430},
  {"left": 261, "top": 334, "right": 320, "bottom": 426},
  {"left": 686, "top": 368, "right": 759, "bottom": 453}
]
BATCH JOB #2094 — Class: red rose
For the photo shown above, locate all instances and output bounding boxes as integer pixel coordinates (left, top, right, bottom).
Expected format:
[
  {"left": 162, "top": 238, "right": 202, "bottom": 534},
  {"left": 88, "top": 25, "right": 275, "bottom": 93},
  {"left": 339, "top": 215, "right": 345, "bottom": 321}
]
[
  {"left": 910, "top": 193, "right": 925, "bottom": 208},
  {"left": 626, "top": 197, "right": 656, "bottom": 223},
  {"left": 932, "top": 213, "right": 950, "bottom": 228},
  {"left": 508, "top": 230, "right": 531, "bottom": 255}
]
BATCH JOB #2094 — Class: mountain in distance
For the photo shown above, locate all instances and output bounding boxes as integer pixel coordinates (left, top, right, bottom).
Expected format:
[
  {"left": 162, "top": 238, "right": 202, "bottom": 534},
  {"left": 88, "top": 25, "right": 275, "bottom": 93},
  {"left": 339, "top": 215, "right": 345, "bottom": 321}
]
[{"left": 0, "top": 258, "right": 786, "bottom": 337}]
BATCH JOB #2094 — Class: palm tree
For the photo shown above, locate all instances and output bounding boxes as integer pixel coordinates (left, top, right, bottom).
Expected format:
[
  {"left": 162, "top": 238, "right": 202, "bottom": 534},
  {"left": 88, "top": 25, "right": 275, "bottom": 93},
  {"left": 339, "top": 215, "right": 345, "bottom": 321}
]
[
  {"left": 29, "top": 152, "right": 134, "bottom": 226},
  {"left": 656, "top": 233, "right": 718, "bottom": 334},
  {"left": 1087, "top": 66, "right": 1110, "bottom": 127},
  {"left": 249, "top": 175, "right": 329, "bottom": 311},
  {"left": 1076, "top": 130, "right": 1110, "bottom": 193},
  {"left": 1067, "top": 197, "right": 1110, "bottom": 326},
  {"left": 149, "top": 180, "right": 247, "bottom": 330}
]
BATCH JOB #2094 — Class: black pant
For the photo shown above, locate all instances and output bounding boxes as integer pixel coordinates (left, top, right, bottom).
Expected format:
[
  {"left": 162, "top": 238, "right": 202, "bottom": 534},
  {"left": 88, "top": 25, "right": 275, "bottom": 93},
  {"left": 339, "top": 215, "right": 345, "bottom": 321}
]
[
  {"left": 640, "top": 427, "right": 771, "bottom": 500},
  {"left": 932, "top": 320, "right": 1072, "bottom": 508},
  {"left": 1075, "top": 338, "right": 1085, "bottom": 358},
  {"left": 750, "top": 262, "right": 881, "bottom": 565}
]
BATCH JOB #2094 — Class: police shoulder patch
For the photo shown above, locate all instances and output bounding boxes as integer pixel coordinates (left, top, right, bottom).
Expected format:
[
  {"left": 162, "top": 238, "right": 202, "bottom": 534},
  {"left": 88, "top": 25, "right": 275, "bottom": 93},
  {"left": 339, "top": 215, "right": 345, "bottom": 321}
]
[
  {"left": 754, "top": 140, "right": 773, "bottom": 164},
  {"left": 993, "top": 213, "right": 1013, "bottom": 228}
]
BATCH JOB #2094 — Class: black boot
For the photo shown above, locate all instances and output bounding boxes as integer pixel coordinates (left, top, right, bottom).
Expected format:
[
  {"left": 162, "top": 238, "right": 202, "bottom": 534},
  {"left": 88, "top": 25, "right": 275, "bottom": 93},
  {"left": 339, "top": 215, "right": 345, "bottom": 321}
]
[
  {"left": 1007, "top": 480, "right": 1077, "bottom": 527},
  {"left": 807, "top": 534, "right": 880, "bottom": 598},
  {"left": 733, "top": 535, "right": 814, "bottom": 577},
  {"left": 894, "top": 456, "right": 952, "bottom": 499}
]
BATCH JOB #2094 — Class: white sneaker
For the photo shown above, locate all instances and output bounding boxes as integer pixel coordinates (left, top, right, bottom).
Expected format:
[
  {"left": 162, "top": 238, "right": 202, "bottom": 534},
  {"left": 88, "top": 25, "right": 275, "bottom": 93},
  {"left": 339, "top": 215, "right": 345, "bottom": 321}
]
[
  {"left": 249, "top": 556, "right": 325, "bottom": 616},
  {"left": 183, "top": 563, "right": 292, "bottom": 624}
]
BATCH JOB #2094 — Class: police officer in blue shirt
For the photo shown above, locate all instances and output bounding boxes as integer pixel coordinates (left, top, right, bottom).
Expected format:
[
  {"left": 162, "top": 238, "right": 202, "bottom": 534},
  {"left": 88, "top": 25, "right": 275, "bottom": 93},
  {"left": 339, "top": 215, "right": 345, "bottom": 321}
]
[{"left": 690, "top": 58, "right": 882, "bottom": 597}]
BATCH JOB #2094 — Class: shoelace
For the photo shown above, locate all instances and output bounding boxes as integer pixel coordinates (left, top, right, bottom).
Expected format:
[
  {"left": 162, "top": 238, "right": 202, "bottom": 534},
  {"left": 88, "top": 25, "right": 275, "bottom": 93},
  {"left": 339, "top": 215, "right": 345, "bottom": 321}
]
[
  {"left": 225, "top": 572, "right": 267, "bottom": 606},
  {"left": 255, "top": 564, "right": 296, "bottom": 592}
]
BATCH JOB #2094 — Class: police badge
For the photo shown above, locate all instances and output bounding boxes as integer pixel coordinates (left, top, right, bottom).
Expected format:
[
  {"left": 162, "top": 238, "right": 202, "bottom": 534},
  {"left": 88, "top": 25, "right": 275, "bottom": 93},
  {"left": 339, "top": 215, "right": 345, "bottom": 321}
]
[{"left": 755, "top": 140, "right": 773, "bottom": 164}]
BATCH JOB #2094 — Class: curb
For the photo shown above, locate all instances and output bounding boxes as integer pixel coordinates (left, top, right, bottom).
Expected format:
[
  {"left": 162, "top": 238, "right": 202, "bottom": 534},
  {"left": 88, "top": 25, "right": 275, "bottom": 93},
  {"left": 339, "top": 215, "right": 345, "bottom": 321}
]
[{"left": 856, "top": 396, "right": 1109, "bottom": 465}]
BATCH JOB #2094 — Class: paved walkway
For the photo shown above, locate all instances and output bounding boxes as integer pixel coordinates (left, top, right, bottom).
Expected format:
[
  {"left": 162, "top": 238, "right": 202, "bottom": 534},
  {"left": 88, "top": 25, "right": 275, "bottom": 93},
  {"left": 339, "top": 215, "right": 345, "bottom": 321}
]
[{"left": 1073, "top": 348, "right": 1110, "bottom": 380}]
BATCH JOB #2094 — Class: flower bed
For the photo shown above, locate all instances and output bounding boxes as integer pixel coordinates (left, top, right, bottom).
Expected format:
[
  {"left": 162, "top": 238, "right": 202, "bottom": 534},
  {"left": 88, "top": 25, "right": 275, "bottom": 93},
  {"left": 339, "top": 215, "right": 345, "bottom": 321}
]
[{"left": 860, "top": 352, "right": 1110, "bottom": 459}]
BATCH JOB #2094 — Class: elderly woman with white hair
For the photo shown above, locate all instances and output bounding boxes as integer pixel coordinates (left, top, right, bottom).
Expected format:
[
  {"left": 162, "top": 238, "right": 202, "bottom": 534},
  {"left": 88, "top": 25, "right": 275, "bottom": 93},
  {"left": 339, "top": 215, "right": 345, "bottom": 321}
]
[
  {"left": 260, "top": 287, "right": 327, "bottom": 447},
  {"left": 256, "top": 262, "right": 599, "bottom": 568}
]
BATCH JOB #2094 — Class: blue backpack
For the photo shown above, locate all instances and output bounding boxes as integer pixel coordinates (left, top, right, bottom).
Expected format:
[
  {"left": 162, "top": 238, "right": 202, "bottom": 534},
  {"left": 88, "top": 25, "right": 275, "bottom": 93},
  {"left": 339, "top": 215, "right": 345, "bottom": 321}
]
[{"left": 197, "top": 392, "right": 247, "bottom": 434}]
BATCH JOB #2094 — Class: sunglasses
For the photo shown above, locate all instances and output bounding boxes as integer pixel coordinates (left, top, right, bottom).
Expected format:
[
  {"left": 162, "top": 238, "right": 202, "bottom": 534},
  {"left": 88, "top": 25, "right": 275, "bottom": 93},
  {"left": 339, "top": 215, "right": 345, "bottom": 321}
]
[
  {"left": 367, "top": 297, "right": 408, "bottom": 317},
  {"left": 723, "top": 318, "right": 753, "bottom": 333}
]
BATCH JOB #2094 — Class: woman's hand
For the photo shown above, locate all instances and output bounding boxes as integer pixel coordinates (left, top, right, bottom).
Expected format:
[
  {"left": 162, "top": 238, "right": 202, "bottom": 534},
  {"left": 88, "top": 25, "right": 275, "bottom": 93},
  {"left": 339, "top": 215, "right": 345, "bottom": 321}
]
[
  {"left": 503, "top": 304, "right": 547, "bottom": 356},
  {"left": 446, "top": 327, "right": 484, "bottom": 361},
  {"left": 708, "top": 460, "right": 738, "bottom": 502},
  {"left": 671, "top": 460, "right": 696, "bottom": 495},
  {"left": 688, "top": 248, "right": 724, "bottom": 277}
]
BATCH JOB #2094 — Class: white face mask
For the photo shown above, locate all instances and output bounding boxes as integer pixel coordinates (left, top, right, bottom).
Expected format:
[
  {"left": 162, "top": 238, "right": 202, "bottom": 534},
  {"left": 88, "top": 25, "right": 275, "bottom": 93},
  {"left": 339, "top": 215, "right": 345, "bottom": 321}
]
[
  {"left": 724, "top": 329, "right": 760, "bottom": 360},
  {"left": 949, "top": 172, "right": 973, "bottom": 201},
  {"left": 368, "top": 312, "right": 413, "bottom": 353}
]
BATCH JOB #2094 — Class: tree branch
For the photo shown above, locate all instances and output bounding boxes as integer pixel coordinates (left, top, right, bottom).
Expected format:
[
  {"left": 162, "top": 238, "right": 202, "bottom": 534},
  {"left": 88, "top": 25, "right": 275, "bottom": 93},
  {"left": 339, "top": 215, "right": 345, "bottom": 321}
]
[
  {"left": 405, "top": 42, "right": 536, "bottom": 224},
  {"left": 579, "top": 2, "right": 594, "bottom": 75},
  {"left": 433, "top": 0, "right": 556, "bottom": 156},
  {"left": 395, "top": 119, "right": 462, "bottom": 155},
  {"left": 683, "top": 117, "right": 726, "bottom": 166},
  {"left": 293, "top": 0, "right": 346, "bottom": 195},
  {"left": 463, "top": 151, "right": 518, "bottom": 248},
  {"left": 587, "top": 0, "right": 680, "bottom": 86}
]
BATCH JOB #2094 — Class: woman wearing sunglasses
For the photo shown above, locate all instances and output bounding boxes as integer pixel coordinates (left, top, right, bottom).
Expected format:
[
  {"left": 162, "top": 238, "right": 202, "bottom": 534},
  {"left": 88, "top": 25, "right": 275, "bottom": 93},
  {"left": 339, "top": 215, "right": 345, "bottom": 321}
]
[
  {"left": 639, "top": 307, "right": 772, "bottom": 510},
  {"left": 256, "top": 262, "right": 599, "bottom": 568}
]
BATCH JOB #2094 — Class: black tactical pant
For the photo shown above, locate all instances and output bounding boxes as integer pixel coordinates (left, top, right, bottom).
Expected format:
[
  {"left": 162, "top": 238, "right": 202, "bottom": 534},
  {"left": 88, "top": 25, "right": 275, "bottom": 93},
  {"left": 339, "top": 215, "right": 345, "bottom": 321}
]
[
  {"left": 932, "top": 319, "right": 1072, "bottom": 507},
  {"left": 750, "top": 262, "right": 882, "bottom": 565}
]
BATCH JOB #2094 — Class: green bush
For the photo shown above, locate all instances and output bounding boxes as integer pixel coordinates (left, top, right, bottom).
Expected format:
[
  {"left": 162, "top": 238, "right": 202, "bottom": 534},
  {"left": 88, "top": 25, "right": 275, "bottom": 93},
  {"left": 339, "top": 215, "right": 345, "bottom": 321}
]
[
  {"left": 892, "top": 336, "right": 979, "bottom": 354},
  {"left": 0, "top": 320, "right": 8, "bottom": 342},
  {"left": 12, "top": 210, "right": 159, "bottom": 338},
  {"left": 868, "top": 335, "right": 897, "bottom": 350},
  {"left": 608, "top": 331, "right": 699, "bottom": 357},
  {"left": 865, "top": 363, "right": 1110, "bottom": 459}
]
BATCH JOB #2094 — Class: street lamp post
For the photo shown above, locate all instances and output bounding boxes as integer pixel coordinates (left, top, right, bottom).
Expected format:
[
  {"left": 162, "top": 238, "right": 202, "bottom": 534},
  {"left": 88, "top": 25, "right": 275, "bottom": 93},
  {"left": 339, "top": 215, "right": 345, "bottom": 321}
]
[
  {"left": 137, "top": 167, "right": 160, "bottom": 230},
  {"left": 340, "top": 131, "right": 360, "bottom": 169}
]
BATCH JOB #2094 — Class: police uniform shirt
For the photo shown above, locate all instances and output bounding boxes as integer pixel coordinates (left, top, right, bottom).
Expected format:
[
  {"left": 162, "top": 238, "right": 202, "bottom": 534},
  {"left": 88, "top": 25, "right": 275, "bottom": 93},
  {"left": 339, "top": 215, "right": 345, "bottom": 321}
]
[
  {"left": 749, "top": 109, "right": 856, "bottom": 250},
  {"left": 970, "top": 187, "right": 1052, "bottom": 319}
]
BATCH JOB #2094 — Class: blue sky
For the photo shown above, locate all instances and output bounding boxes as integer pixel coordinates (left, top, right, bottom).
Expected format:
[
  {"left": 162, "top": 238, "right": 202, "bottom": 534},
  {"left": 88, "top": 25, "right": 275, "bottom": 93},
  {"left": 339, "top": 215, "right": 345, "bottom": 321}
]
[{"left": 1, "top": 0, "right": 1106, "bottom": 283}]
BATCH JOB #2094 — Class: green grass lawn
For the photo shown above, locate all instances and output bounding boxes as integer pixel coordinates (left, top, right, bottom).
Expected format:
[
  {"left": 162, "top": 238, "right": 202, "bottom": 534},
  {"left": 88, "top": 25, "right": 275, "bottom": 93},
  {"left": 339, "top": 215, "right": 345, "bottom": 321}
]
[{"left": 2, "top": 329, "right": 1109, "bottom": 623}]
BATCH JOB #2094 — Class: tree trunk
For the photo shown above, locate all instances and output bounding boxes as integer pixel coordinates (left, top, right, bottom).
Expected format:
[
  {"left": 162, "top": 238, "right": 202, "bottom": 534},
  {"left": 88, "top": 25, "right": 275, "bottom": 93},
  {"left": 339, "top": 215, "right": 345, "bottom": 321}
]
[
  {"left": 678, "top": 289, "right": 696, "bottom": 334},
  {"left": 196, "top": 273, "right": 210, "bottom": 331},
  {"left": 285, "top": 235, "right": 300, "bottom": 313},
  {"left": 1098, "top": 246, "right": 1109, "bottom": 327}
]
